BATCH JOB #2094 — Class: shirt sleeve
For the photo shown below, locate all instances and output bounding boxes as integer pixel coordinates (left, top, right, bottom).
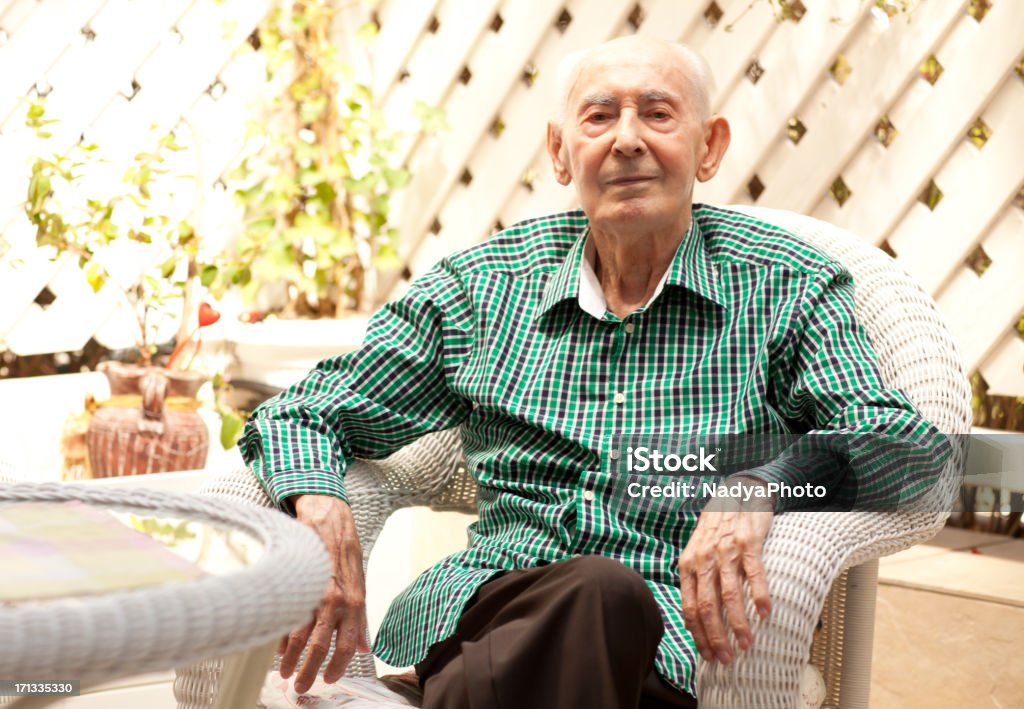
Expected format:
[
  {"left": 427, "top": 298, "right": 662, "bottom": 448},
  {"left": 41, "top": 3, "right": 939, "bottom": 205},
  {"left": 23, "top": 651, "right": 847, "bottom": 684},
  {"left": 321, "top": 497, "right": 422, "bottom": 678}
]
[
  {"left": 744, "top": 266, "right": 949, "bottom": 512},
  {"left": 238, "top": 258, "right": 475, "bottom": 511}
]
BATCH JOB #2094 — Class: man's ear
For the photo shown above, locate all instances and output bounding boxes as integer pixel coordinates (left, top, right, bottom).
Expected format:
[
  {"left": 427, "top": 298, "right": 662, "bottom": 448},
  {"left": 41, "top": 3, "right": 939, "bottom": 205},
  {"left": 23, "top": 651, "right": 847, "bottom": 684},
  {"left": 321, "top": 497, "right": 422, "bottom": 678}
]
[
  {"left": 546, "top": 123, "right": 572, "bottom": 186},
  {"left": 696, "top": 115, "right": 731, "bottom": 183}
]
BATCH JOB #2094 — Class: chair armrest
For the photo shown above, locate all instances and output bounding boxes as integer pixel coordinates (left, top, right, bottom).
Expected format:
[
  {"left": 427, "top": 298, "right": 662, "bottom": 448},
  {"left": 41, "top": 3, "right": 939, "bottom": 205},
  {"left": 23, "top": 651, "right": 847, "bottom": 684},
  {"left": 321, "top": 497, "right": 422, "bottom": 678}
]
[
  {"left": 697, "top": 426, "right": 966, "bottom": 707},
  {"left": 696, "top": 504, "right": 949, "bottom": 708}
]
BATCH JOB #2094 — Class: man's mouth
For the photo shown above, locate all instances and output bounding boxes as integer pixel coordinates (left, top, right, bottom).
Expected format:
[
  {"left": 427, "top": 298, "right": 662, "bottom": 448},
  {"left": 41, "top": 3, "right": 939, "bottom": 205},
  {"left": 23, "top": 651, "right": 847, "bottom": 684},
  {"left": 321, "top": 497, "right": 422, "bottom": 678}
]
[{"left": 608, "top": 176, "right": 655, "bottom": 186}]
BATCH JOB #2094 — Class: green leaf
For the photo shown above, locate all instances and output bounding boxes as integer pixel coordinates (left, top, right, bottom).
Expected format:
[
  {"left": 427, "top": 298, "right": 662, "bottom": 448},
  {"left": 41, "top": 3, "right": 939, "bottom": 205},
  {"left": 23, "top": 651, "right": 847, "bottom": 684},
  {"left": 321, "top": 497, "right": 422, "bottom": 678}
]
[
  {"left": 246, "top": 217, "right": 276, "bottom": 238},
  {"left": 230, "top": 266, "right": 252, "bottom": 286},
  {"left": 375, "top": 240, "right": 403, "bottom": 270},
  {"left": 382, "top": 167, "right": 410, "bottom": 190},
  {"left": 178, "top": 221, "right": 195, "bottom": 244},
  {"left": 353, "top": 83, "right": 373, "bottom": 104},
  {"left": 356, "top": 21, "right": 378, "bottom": 42},
  {"left": 298, "top": 168, "right": 324, "bottom": 187},
  {"left": 290, "top": 11, "right": 310, "bottom": 31},
  {"left": 160, "top": 256, "right": 177, "bottom": 279},
  {"left": 219, "top": 409, "right": 245, "bottom": 450},
  {"left": 413, "top": 101, "right": 450, "bottom": 134},
  {"left": 344, "top": 174, "right": 376, "bottom": 195},
  {"left": 172, "top": 521, "right": 196, "bottom": 541},
  {"left": 27, "top": 101, "right": 45, "bottom": 123},
  {"left": 326, "top": 240, "right": 355, "bottom": 261},
  {"left": 85, "top": 262, "right": 106, "bottom": 293},
  {"left": 313, "top": 180, "right": 338, "bottom": 205},
  {"left": 200, "top": 264, "right": 218, "bottom": 287},
  {"left": 27, "top": 171, "right": 51, "bottom": 213}
]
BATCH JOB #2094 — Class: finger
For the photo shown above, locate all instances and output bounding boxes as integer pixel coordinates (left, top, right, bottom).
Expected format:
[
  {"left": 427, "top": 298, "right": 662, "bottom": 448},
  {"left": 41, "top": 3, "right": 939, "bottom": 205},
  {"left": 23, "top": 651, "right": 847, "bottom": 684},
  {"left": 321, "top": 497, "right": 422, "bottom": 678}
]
[
  {"left": 293, "top": 616, "right": 335, "bottom": 694},
  {"left": 717, "top": 535, "right": 752, "bottom": 652},
  {"left": 324, "top": 581, "right": 369, "bottom": 683},
  {"left": 679, "top": 559, "right": 710, "bottom": 662},
  {"left": 277, "top": 634, "right": 288, "bottom": 657},
  {"left": 279, "top": 619, "right": 314, "bottom": 679},
  {"left": 696, "top": 556, "right": 731, "bottom": 664},
  {"left": 740, "top": 517, "right": 772, "bottom": 619},
  {"left": 324, "top": 620, "right": 360, "bottom": 684}
]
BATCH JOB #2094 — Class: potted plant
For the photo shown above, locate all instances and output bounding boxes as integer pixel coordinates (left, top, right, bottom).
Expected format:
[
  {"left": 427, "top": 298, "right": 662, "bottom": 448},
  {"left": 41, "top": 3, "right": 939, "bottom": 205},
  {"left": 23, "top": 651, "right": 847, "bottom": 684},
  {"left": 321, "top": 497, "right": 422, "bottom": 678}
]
[
  {"left": 22, "top": 100, "right": 226, "bottom": 477},
  {"left": 206, "top": 0, "right": 436, "bottom": 388}
]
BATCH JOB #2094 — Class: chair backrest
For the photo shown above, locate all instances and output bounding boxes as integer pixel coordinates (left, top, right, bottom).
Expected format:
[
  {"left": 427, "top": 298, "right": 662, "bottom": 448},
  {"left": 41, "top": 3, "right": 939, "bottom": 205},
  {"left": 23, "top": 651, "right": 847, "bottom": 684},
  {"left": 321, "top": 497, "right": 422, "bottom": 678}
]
[{"left": 728, "top": 205, "right": 971, "bottom": 435}]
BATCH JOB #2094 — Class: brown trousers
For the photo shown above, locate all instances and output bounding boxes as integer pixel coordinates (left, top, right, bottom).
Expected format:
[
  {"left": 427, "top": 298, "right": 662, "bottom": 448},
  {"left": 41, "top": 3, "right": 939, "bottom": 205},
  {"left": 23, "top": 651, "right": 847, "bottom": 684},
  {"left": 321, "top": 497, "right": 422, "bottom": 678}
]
[{"left": 415, "top": 555, "right": 698, "bottom": 708}]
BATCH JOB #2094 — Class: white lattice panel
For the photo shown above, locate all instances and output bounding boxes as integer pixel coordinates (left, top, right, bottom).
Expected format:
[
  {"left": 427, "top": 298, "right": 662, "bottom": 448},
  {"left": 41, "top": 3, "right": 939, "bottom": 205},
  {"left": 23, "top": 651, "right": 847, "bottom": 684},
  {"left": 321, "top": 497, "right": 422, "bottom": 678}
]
[
  {"left": 889, "top": 74, "right": 1024, "bottom": 294},
  {"left": 748, "top": 2, "right": 965, "bottom": 213},
  {"left": 1, "top": 0, "right": 1022, "bottom": 398},
  {"left": 815, "top": 1, "right": 1023, "bottom": 241},
  {"left": 371, "top": 0, "right": 441, "bottom": 100},
  {"left": 707, "top": 5, "right": 874, "bottom": 203},
  {"left": 0, "top": 0, "right": 108, "bottom": 125},
  {"left": 36, "top": 0, "right": 195, "bottom": 146},
  {"left": 981, "top": 331, "right": 1024, "bottom": 395}
]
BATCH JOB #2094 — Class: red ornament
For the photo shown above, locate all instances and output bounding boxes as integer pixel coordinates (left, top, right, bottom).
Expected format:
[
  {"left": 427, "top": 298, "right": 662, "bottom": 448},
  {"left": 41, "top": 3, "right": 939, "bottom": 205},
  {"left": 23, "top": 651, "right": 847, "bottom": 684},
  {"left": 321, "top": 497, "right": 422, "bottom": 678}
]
[{"left": 198, "top": 302, "right": 221, "bottom": 327}]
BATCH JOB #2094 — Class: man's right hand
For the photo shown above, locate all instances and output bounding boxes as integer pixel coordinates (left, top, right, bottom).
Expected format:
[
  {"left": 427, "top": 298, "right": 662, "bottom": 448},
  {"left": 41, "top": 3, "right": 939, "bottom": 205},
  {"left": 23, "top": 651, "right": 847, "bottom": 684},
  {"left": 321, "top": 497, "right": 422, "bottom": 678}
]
[{"left": 281, "top": 494, "right": 369, "bottom": 694}]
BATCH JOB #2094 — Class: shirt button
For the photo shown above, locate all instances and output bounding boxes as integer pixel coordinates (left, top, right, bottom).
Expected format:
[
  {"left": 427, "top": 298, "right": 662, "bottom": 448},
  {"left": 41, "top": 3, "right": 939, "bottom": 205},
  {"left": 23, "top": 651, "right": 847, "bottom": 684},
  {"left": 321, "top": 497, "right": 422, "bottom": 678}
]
[
  {"left": 582, "top": 490, "right": 595, "bottom": 502},
  {"left": 613, "top": 392, "right": 626, "bottom": 405},
  {"left": 609, "top": 448, "right": 620, "bottom": 461},
  {"left": 624, "top": 322, "right": 635, "bottom": 334}
]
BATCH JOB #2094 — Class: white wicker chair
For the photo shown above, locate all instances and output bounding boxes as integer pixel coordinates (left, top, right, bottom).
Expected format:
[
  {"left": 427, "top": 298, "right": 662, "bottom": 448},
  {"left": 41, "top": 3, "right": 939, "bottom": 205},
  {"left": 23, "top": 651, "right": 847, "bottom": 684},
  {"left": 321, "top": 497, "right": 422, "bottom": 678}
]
[{"left": 175, "top": 206, "right": 971, "bottom": 709}]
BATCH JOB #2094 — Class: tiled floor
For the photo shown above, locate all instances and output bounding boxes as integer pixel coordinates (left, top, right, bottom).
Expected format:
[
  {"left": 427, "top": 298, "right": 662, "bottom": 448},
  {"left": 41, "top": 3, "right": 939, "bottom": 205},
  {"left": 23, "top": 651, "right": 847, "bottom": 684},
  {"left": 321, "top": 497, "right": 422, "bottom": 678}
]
[{"left": 872, "top": 527, "right": 1024, "bottom": 708}]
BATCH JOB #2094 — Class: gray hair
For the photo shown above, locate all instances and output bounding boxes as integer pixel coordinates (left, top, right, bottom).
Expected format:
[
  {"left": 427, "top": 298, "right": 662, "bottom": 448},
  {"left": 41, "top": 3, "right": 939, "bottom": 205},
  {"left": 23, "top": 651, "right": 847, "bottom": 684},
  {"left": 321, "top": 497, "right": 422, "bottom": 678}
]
[{"left": 550, "top": 40, "right": 716, "bottom": 125}]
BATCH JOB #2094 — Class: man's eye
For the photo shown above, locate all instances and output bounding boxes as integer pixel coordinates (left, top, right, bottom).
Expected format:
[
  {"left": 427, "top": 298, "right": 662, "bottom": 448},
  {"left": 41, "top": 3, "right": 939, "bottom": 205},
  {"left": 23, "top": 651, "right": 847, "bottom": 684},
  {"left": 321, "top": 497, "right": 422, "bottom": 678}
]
[
  {"left": 588, "top": 113, "right": 610, "bottom": 122},
  {"left": 649, "top": 110, "right": 670, "bottom": 120}
]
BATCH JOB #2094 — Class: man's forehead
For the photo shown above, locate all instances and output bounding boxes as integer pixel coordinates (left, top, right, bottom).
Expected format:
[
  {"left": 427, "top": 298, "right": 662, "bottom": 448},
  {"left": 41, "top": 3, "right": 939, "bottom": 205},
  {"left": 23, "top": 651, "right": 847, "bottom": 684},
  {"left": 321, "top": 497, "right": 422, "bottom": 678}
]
[{"left": 568, "top": 58, "right": 691, "bottom": 109}]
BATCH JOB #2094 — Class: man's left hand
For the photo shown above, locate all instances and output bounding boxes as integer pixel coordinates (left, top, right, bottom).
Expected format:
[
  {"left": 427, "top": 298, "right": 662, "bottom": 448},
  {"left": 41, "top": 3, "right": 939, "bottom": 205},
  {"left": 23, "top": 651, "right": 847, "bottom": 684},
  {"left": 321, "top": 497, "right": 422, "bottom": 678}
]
[{"left": 678, "top": 479, "right": 774, "bottom": 665}]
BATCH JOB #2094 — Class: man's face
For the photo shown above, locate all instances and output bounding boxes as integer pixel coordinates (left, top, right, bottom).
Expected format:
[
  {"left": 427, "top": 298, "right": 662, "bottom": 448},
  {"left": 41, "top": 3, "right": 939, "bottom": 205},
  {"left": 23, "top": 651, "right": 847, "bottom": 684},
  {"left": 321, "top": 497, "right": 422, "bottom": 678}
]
[{"left": 548, "top": 42, "right": 727, "bottom": 235}]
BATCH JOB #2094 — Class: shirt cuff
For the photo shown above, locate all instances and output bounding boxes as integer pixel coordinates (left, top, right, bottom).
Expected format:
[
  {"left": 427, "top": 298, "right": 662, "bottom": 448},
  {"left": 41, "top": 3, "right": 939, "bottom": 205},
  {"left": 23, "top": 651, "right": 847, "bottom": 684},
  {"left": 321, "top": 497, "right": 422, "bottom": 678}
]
[
  {"left": 240, "top": 418, "right": 350, "bottom": 511},
  {"left": 260, "top": 470, "right": 349, "bottom": 511}
]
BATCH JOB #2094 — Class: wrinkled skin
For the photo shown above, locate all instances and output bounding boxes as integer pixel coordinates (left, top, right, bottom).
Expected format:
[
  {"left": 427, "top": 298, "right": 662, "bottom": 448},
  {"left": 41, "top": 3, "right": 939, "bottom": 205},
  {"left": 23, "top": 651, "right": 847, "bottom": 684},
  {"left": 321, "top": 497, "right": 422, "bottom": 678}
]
[
  {"left": 279, "top": 494, "right": 369, "bottom": 694},
  {"left": 678, "top": 490, "right": 774, "bottom": 664}
]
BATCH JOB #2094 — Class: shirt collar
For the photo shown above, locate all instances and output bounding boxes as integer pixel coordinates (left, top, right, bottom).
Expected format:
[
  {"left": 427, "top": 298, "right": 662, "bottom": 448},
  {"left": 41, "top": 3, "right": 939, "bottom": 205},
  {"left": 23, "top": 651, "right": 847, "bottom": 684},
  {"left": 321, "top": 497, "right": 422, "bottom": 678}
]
[{"left": 536, "top": 215, "right": 727, "bottom": 321}]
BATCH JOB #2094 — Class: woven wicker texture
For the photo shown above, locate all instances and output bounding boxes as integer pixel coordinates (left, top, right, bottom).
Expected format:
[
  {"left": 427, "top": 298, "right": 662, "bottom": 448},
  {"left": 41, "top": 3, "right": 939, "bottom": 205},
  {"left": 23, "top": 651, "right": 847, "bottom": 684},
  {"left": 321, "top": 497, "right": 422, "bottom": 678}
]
[
  {"left": 0, "top": 482, "right": 330, "bottom": 691},
  {"left": 175, "top": 206, "right": 970, "bottom": 709}
]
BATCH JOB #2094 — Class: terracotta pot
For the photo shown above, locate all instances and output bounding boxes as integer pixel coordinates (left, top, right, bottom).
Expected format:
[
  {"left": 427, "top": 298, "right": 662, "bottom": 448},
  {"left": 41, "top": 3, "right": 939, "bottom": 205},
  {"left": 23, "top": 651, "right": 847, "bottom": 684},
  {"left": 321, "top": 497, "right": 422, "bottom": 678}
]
[{"left": 86, "top": 362, "right": 209, "bottom": 477}]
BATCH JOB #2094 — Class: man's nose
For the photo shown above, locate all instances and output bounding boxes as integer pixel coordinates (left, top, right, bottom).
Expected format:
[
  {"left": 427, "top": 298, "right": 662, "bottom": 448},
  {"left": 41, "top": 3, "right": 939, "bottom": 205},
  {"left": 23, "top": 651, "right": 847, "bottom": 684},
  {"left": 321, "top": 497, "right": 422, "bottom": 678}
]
[{"left": 612, "top": 112, "right": 647, "bottom": 156}]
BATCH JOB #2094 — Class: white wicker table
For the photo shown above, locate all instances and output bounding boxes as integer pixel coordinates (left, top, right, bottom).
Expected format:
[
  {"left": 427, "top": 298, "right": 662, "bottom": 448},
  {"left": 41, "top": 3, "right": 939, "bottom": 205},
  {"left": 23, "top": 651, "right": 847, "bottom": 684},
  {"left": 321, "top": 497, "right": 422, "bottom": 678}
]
[{"left": 0, "top": 482, "right": 329, "bottom": 709}]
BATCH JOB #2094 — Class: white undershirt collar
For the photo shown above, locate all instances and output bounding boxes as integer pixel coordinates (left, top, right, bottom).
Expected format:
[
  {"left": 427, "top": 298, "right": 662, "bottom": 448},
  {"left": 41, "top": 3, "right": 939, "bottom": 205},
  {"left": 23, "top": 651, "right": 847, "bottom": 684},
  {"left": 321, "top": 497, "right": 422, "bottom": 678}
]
[{"left": 578, "top": 236, "right": 672, "bottom": 320}]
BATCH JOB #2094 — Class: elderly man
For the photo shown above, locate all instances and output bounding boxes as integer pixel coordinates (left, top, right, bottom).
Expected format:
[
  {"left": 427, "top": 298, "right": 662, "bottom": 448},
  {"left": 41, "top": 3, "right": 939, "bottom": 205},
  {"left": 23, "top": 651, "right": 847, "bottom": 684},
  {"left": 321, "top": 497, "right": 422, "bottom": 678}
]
[{"left": 241, "top": 35, "right": 939, "bottom": 708}]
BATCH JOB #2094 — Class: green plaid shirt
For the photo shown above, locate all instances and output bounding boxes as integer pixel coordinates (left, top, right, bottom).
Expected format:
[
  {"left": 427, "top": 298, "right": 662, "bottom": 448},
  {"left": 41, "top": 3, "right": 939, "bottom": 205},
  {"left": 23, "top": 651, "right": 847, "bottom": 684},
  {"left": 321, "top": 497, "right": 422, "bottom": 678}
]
[{"left": 241, "top": 204, "right": 931, "bottom": 695}]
